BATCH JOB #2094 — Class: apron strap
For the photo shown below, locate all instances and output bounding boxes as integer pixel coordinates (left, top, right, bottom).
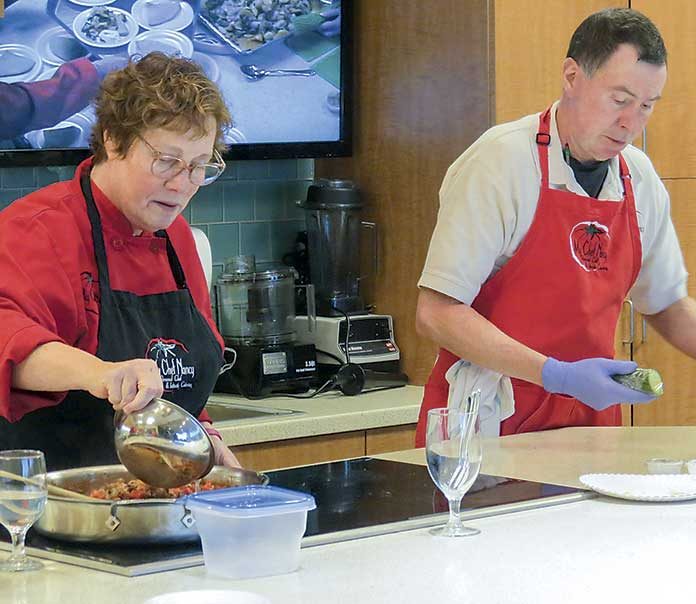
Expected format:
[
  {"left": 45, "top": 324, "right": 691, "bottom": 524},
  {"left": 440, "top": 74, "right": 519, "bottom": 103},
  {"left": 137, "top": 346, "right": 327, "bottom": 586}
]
[
  {"left": 80, "top": 167, "right": 113, "bottom": 298},
  {"left": 80, "top": 166, "right": 189, "bottom": 293},
  {"left": 536, "top": 107, "right": 553, "bottom": 190},
  {"left": 157, "top": 230, "right": 187, "bottom": 290}
]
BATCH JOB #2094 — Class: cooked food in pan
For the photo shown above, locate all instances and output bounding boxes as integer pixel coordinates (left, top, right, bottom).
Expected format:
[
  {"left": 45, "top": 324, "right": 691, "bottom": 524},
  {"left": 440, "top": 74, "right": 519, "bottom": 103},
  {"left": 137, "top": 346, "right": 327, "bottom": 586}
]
[{"left": 88, "top": 477, "right": 225, "bottom": 500}]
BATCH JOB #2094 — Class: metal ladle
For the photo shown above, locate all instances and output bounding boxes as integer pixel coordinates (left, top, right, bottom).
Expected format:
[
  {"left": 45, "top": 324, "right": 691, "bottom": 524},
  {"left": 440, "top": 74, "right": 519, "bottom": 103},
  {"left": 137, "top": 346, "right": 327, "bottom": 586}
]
[
  {"left": 240, "top": 64, "right": 316, "bottom": 80},
  {"left": 113, "top": 398, "right": 215, "bottom": 489}
]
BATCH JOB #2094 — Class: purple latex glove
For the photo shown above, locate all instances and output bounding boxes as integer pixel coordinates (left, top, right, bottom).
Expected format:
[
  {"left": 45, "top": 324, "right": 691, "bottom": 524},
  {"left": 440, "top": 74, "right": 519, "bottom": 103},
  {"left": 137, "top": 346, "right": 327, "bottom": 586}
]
[
  {"left": 92, "top": 56, "right": 129, "bottom": 81},
  {"left": 542, "top": 357, "right": 656, "bottom": 411},
  {"left": 319, "top": 7, "right": 341, "bottom": 37}
]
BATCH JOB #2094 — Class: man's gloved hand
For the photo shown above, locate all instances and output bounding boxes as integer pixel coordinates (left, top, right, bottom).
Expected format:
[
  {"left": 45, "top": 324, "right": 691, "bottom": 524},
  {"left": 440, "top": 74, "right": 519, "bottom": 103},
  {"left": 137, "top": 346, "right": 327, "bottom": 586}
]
[
  {"left": 318, "top": 8, "right": 341, "bottom": 37},
  {"left": 92, "top": 56, "right": 129, "bottom": 81},
  {"left": 542, "top": 357, "right": 656, "bottom": 411}
]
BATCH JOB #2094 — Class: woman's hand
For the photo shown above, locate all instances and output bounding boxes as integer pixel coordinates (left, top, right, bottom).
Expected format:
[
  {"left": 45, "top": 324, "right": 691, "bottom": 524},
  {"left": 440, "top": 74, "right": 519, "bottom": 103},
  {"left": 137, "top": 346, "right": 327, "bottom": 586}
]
[
  {"left": 202, "top": 423, "right": 242, "bottom": 468},
  {"left": 89, "top": 358, "right": 164, "bottom": 414},
  {"left": 213, "top": 438, "right": 242, "bottom": 468},
  {"left": 13, "top": 343, "right": 163, "bottom": 413}
]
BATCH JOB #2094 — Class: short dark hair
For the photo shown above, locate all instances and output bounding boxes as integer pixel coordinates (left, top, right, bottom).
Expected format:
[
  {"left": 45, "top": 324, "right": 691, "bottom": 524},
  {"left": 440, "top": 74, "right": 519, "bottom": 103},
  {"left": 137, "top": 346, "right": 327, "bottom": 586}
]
[{"left": 566, "top": 8, "right": 667, "bottom": 76}]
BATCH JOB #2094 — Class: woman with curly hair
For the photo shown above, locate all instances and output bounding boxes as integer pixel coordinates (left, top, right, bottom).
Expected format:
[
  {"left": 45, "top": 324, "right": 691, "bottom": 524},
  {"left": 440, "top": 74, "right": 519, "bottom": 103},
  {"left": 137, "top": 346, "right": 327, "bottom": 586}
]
[{"left": 0, "top": 52, "right": 239, "bottom": 470}]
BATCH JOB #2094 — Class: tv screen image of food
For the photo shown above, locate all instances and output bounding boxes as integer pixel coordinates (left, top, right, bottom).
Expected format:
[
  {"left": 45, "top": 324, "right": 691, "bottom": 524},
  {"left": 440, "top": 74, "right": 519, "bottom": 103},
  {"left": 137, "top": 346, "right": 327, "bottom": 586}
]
[{"left": 0, "top": 0, "right": 346, "bottom": 158}]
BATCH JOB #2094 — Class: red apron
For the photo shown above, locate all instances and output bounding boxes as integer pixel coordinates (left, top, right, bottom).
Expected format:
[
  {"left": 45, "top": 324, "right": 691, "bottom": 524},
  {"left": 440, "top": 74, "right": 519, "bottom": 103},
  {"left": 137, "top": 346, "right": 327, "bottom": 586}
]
[{"left": 415, "top": 106, "right": 642, "bottom": 447}]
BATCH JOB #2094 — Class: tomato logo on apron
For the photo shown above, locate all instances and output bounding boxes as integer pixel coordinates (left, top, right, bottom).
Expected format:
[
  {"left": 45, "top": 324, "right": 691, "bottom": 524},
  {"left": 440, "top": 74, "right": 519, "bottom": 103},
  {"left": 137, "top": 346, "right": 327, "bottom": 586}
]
[
  {"left": 569, "top": 221, "right": 610, "bottom": 272},
  {"left": 146, "top": 338, "right": 196, "bottom": 392}
]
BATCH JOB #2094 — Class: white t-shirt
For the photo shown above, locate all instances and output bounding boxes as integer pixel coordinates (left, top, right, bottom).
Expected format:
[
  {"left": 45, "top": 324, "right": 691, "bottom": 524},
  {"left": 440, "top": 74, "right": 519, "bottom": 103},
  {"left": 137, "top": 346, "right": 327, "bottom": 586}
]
[{"left": 419, "top": 102, "right": 688, "bottom": 315}]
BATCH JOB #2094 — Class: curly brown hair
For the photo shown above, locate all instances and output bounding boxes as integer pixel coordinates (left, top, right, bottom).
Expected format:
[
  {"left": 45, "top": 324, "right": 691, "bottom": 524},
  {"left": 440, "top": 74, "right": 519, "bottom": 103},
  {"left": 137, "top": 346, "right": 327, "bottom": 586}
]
[{"left": 91, "top": 52, "right": 231, "bottom": 163}]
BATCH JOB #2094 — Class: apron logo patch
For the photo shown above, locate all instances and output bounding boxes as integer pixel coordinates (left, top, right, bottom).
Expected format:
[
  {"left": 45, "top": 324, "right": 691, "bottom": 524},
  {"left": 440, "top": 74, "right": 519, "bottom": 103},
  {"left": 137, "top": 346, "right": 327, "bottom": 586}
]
[
  {"left": 80, "top": 271, "right": 99, "bottom": 314},
  {"left": 569, "top": 221, "right": 610, "bottom": 272},
  {"left": 146, "top": 338, "right": 196, "bottom": 392}
]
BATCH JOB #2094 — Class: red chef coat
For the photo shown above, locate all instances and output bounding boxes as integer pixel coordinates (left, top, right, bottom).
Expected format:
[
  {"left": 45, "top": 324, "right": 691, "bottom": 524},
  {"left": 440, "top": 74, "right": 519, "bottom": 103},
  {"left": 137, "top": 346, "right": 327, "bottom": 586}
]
[{"left": 0, "top": 158, "right": 222, "bottom": 422}]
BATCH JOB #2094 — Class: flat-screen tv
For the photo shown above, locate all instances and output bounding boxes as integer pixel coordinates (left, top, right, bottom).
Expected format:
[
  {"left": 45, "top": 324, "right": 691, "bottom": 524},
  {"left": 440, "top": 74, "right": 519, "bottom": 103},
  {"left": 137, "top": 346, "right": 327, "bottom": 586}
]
[{"left": 0, "top": 0, "right": 352, "bottom": 165}]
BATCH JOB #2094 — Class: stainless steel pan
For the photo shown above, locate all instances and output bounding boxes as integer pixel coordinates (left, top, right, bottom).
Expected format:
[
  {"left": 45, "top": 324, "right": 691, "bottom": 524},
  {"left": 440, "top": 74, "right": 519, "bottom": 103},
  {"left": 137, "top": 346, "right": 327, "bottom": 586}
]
[{"left": 35, "top": 465, "right": 268, "bottom": 544}]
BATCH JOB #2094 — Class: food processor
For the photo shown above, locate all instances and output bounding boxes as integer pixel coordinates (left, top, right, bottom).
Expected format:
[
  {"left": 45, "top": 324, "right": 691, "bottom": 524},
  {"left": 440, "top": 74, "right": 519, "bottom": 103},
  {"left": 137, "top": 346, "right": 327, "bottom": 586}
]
[{"left": 214, "top": 255, "right": 317, "bottom": 398}]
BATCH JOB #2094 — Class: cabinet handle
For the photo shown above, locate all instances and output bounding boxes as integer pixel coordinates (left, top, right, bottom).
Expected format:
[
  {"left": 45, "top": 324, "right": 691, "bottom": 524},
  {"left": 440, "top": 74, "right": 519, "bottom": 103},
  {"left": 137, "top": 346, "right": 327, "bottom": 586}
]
[
  {"left": 622, "top": 299, "right": 634, "bottom": 345},
  {"left": 642, "top": 127, "right": 647, "bottom": 153},
  {"left": 642, "top": 317, "right": 648, "bottom": 344}
]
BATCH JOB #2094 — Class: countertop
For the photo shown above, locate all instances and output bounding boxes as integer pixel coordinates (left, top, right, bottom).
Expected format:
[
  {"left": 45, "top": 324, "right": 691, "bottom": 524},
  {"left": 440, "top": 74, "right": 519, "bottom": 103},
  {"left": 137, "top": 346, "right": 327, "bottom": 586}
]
[
  {"left": 381, "top": 425, "right": 696, "bottom": 488},
  {"left": 207, "top": 385, "right": 423, "bottom": 446},
  {"left": 6, "top": 497, "right": 695, "bottom": 604},
  {"left": 7, "top": 427, "right": 696, "bottom": 604}
]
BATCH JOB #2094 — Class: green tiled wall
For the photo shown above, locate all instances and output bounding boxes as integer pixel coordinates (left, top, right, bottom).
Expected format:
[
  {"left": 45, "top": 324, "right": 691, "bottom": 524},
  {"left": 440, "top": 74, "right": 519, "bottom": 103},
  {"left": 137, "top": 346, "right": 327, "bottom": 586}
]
[{"left": 0, "top": 159, "right": 313, "bottom": 281}]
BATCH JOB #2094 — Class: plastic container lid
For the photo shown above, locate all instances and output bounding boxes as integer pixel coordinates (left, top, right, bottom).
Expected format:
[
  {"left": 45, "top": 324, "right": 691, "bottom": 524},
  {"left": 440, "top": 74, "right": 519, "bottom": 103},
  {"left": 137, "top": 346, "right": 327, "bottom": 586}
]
[{"left": 186, "top": 485, "right": 316, "bottom": 518}]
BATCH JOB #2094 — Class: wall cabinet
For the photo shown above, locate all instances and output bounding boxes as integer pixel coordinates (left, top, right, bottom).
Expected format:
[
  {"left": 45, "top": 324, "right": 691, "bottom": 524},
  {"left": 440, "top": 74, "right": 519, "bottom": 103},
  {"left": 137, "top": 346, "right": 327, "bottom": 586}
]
[
  {"left": 232, "top": 424, "right": 417, "bottom": 472},
  {"left": 631, "top": 180, "right": 696, "bottom": 426},
  {"left": 627, "top": 2, "right": 696, "bottom": 425},
  {"left": 493, "top": 0, "right": 624, "bottom": 123},
  {"left": 631, "top": 1, "right": 696, "bottom": 179}
]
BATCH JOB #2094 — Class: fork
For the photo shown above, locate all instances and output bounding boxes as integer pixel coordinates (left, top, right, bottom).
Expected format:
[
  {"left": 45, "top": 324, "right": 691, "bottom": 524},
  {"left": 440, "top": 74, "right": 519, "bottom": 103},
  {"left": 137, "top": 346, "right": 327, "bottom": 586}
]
[{"left": 449, "top": 389, "right": 481, "bottom": 490}]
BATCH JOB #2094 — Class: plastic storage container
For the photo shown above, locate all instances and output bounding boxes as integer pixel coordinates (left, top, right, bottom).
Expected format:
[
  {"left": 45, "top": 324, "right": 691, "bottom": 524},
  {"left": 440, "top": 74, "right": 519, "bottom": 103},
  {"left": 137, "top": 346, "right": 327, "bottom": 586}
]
[{"left": 186, "top": 485, "right": 316, "bottom": 579}]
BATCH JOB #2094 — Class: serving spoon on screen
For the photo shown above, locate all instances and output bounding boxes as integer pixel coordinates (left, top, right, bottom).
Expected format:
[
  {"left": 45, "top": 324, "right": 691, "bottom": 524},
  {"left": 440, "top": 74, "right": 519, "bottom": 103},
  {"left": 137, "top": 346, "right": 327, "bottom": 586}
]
[{"left": 240, "top": 64, "right": 316, "bottom": 80}]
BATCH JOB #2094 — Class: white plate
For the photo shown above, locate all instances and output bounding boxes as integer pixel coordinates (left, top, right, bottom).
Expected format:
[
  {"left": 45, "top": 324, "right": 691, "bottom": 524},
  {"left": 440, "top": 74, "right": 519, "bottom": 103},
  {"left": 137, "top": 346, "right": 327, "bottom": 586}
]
[
  {"left": 0, "top": 44, "right": 43, "bottom": 84},
  {"left": 131, "top": 0, "right": 194, "bottom": 32},
  {"left": 36, "top": 26, "right": 89, "bottom": 66},
  {"left": 68, "top": 0, "right": 117, "bottom": 6},
  {"left": 192, "top": 51, "right": 220, "bottom": 83},
  {"left": 579, "top": 473, "right": 696, "bottom": 502},
  {"left": 72, "top": 7, "right": 139, "bottom": 49},
  {"left": 143, "top": 591, "right": 270, "bottom": 604},
  {"left": 127, "top": 30, "right": 194, "bottom": 59}
]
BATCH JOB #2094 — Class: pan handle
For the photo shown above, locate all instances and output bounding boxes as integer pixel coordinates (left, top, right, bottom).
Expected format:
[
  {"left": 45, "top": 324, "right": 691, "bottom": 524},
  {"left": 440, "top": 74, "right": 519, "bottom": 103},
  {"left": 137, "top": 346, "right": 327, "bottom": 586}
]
[{"left": 105, "top": 498, "right": 180, "bottom": 532}]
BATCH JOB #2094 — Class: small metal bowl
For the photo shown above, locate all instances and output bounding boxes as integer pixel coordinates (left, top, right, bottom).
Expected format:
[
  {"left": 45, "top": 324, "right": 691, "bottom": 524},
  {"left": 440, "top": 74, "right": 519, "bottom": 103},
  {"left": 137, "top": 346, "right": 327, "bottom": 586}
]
[{"left": 114, "top": 398, "right": 215, "bottom": 488}]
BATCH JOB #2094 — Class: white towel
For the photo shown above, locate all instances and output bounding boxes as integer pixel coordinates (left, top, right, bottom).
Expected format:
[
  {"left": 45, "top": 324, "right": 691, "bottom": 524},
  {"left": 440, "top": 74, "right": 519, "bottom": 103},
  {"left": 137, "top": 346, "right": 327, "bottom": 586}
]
[{"left": 445, "top": 360, "right": 515, "bottom": 438}]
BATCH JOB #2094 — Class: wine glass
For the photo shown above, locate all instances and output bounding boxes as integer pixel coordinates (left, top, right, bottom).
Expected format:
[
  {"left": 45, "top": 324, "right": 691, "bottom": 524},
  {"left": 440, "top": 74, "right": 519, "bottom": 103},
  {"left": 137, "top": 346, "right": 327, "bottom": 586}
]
[
  {"left": 426, "top": 407, "right": 482, "bottom": 537},
  {"left": 0, "top": 450, "right": 47, "bottom": 572}
]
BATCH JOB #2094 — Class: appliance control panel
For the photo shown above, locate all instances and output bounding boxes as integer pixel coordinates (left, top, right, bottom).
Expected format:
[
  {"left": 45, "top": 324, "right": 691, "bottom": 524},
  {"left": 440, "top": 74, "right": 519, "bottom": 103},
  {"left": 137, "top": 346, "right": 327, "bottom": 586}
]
[
  {"left": 261, "top": 351, "right": 288, "bottom": 376},
  {"left": 295, "top": 314, "right": 400, "bottom": 365}
]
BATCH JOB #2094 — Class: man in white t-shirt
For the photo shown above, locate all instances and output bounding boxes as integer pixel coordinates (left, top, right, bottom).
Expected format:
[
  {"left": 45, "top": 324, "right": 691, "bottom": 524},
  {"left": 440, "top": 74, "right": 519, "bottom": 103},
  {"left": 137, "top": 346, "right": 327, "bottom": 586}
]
[{"left": 414, "top": 8, "right": 694, "bottom": 445}]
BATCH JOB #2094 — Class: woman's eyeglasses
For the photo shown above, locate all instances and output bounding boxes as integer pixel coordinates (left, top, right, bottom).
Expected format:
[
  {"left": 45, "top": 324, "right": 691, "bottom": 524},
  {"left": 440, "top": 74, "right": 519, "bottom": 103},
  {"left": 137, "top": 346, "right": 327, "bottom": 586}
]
[{"left": 139, "top": 136, "right": 226, "bottom": 186}]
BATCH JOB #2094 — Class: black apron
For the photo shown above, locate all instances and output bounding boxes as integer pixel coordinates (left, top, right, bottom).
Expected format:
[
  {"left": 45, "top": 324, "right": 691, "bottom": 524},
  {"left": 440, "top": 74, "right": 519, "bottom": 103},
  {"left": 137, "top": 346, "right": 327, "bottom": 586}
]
[{"left": 0, "top": 167, "right": 223, "bottom": 470}]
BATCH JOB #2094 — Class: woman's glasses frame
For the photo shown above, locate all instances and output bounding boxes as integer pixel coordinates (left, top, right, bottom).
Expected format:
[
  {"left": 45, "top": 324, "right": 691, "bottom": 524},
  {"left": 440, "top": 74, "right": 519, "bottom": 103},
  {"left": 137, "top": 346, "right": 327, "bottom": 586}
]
[{"left": 138, "top": 136, "right": 226, "bottom": 186}]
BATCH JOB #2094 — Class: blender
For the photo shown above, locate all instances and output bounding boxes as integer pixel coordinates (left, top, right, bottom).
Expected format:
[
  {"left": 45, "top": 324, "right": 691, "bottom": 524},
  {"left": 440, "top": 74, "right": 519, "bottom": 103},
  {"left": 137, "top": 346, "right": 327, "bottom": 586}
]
[
  {"left": 214, "top": 256, "right": 317, "bottom": 398},
  {"left": 294, "top": 179, "right": 408, "bottom": 394}
]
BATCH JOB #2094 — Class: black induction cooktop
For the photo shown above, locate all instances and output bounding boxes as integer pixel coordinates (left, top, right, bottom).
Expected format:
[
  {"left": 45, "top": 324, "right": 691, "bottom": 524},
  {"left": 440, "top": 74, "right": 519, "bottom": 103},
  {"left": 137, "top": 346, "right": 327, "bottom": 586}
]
[{"left": 0, "top": 458, "right": 581, "bottom": 576}]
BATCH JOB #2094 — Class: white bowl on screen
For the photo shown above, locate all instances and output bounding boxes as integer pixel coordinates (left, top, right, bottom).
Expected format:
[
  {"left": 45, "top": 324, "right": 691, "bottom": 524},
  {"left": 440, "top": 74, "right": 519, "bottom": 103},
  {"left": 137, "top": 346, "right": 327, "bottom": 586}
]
[
  {"left": 0, "top": 44, "right": 43, "bottom": 84},
  {"left": 143, "top": 591, "right": 271, "bottom": 604},
  {"left": 36, "top": 26, "right": 89, "bottom": 66},
  {"left": 131, "top": 0, "right": 194, "bottom": 32},
  {"left": 72, "top": 7, "right": 139, "bottom": 49},
  {"left": 192, "top": 51, "right": 220, "bottom": 83},
  {"left": 127, "top": 30, "right": 194, "bottom": 59},
  {"left": 67, "top": 0, "right": 117, "bottom": 6}
]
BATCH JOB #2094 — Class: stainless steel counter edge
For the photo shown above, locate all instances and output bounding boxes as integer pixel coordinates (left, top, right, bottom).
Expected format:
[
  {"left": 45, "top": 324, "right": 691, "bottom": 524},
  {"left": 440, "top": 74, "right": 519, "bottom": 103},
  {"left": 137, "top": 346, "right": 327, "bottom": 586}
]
[
  {"left": 209, "top": 385, "right": 424, "bottom": 446},
  {"left": 301, "top": 489, "right": 595, "bottom": 548}
]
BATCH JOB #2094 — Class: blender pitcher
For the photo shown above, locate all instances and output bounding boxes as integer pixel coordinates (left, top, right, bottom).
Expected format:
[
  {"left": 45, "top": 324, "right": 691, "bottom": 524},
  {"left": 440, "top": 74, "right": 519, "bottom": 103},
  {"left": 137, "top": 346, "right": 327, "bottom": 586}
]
[{"left": 299, "top": 179, "right": 377, "bottom": 316}]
